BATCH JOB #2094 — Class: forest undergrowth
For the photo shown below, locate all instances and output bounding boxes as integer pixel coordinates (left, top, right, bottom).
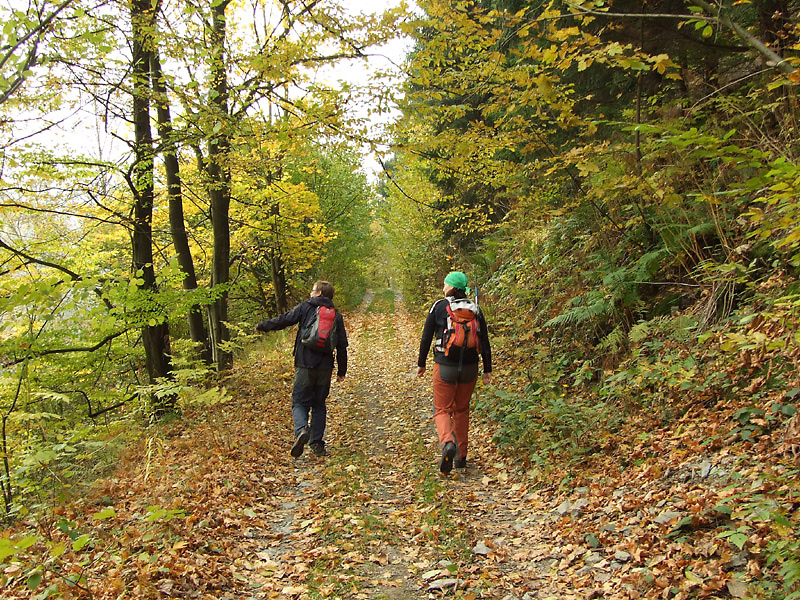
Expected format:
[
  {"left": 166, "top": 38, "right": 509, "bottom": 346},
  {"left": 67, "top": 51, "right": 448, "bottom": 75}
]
[{"left": 2, "top": 288, "right": 800, "bottom": 600}]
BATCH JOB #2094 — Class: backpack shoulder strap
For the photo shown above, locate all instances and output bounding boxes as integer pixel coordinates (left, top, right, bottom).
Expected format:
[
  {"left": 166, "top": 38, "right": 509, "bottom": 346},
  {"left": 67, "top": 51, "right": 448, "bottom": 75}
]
[{"left": 430, "top": 297, "right": 448, "bottom": 314}]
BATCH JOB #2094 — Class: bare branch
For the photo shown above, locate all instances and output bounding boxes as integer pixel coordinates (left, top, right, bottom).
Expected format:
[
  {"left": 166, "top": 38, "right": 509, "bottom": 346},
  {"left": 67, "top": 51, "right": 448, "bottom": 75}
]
[
  {"left": 1, "top": 331, "right": 126, "bottom": 368},
  {"left": 566, "top": 1, "right": 796, "bottom": 78}
]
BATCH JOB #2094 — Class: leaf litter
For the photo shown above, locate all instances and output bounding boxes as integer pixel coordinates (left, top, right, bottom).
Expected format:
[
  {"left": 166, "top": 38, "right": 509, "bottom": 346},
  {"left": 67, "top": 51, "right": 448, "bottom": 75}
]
[{"left": 2, "top": 291, "right": 798, "bottom": 599}]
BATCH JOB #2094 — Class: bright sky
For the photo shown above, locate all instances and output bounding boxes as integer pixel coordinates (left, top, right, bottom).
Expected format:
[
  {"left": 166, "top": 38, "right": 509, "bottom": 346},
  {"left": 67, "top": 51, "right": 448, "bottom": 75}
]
[
  {"left": 4, "top": 0, "right": 414, "bottom": 183},
  {"left": 325, "top": 0, "right": 416, "bottom": 180}
]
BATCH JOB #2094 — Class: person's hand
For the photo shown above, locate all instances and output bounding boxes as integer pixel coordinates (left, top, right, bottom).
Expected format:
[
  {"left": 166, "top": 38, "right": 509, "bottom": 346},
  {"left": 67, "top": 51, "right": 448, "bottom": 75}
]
[
  {"left": 482, "top": 372, "right": 492, "bottom": 385},
  {"left": 337, "top": 375, "right": 345, "bottom": 383},
  {"left": 254, "top": 325, "right": 261, "bottom": 334},
  {"left": 416, "top": 366, "right": 426, "bottom": 378}
]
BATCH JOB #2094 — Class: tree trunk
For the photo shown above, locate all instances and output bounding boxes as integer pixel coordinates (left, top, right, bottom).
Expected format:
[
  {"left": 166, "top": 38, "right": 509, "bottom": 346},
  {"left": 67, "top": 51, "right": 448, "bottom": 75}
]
[
  {"left": 207, "top": 0, "right": 233, "bottom": 372},
  {"left": 150, "top": 49, "right": 212, "bottom": 365},
  {"left": 270, "top": 249, "right": 288, "bottom": 314},
  {"left": 131, "top": 0, "right": 174, "bottom": 412},
  {"left": 268, "top": 200, "right": 288, "bottom": 313}
]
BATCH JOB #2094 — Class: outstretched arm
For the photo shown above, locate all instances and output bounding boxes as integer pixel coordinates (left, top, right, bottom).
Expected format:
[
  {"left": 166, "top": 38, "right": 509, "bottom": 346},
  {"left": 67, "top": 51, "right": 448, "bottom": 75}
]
[{"left": 255, "top": 303, "right": 305, "bottom": 333}]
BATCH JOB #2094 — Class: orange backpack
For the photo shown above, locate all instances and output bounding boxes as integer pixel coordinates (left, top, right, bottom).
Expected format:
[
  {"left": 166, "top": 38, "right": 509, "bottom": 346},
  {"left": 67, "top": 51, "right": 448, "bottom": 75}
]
[{"left": 442, "top": 299, "right": 480, "bottom": 358}]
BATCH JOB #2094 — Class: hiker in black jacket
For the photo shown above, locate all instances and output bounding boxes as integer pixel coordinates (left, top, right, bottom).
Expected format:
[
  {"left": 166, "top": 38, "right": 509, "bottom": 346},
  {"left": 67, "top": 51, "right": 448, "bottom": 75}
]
[{"left": 255, "top": 281, "right": 348, "bottom": 458}]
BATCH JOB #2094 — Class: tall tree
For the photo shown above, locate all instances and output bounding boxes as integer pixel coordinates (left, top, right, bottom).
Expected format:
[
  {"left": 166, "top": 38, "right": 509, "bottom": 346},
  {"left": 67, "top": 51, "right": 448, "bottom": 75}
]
[
  {"left": 205, "top": 0, "right": 233, "bottom": 372},
  {"left": 159, "top": 0, "right": 403, "bottom": 369},
  {"left": 150, "top": 40, "right": 211, "bottom": 364},
  {"left": 290, "top": 143, "right": 377, "bottom": 305},
  {"left": 130, "top": 0, "right": 174, "bottom": 407},
  {"left": 229, "top": 131, "right": 330, "bottom": 317}
]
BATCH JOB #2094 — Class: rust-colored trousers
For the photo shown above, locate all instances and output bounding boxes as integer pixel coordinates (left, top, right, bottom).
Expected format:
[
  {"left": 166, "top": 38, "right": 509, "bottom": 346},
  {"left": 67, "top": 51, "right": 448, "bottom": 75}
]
[{"left": 433, "top": 363, "right": 477, "bottom": 460}]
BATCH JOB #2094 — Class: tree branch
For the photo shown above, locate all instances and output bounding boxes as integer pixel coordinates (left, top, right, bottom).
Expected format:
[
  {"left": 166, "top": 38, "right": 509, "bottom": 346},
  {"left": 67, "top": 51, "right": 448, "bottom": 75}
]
[
  {"left": 0, "top": 0, "right": 75, "bottom": 104},
  {"left": 0, "top": 236, "right": 83, "bottom": 280},
  {"left": 1, "top": 331, "right": 126, "bottom": 368},
  {"left": 566, "top": 1, "right": 796, "bottom": 77},
  {"left": 0, "top": 236, "right": 117, "bottom": 310},
  {"left": 690, "top": 0, "right": 795, "bottom": 76}
]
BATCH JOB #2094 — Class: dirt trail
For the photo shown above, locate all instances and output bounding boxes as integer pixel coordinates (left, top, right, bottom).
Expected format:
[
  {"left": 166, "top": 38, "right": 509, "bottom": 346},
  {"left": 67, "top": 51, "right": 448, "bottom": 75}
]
[
  {"left": 11, "top": 290, "right": 589, "bottom": 600},
  {"left": 198, "top": 291, "right": 768, "bottom": 600},
  {"left": 3, "top": 289, "right": 780, "bottom": 600},
  {"left": 248, "top": 292, "right": 576, "bottom": 599}
]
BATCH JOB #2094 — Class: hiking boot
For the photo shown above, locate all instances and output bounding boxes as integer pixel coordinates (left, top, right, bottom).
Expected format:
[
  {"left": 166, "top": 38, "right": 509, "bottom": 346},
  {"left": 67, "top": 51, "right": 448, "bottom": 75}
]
[
  {"left": 439, "top": 441, "right": 456, "bottom": 474},
  {"left": 310, "top": 442, "right": 327, "bottom": 457},
  {"left": 454, "top": 457, "right": 467, "bottom": 469},
  {"left": 291, "top": 427, "right": 310, "bottom": 458}
]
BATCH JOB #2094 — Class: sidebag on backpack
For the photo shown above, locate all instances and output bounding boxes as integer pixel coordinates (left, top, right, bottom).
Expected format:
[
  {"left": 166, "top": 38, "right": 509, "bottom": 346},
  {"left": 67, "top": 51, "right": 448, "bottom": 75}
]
[
  {"left": 441, "top": 298, "right": 480, "bottom": 359},
  {"left": 301, "top": 305, "right": 338, "bottom": 353}
]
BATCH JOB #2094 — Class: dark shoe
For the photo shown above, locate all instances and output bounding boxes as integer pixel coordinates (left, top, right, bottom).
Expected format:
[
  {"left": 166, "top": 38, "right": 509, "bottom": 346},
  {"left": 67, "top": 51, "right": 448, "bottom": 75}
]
[
  {"left": 291, "top": 428, "right": 309, "bottom": 458},
  {"left": 310, "top": 442, "right": 327, "bottom": 457},
  {"left": 454, "top": 458, "right": 467, "bottom": 469},
  {"left": 439, "top": 441, "right": 456, "bottom": 474}
]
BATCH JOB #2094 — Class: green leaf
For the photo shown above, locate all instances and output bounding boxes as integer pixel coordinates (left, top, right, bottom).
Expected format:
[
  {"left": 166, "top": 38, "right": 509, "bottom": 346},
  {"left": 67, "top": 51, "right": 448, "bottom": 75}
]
[
  {"left": 718, "top": 530, "right": 749, "bottom": 550},
  {"left": 675, "top": 516, "right": 694, "bottom": 529},
  {"left": 729, "top": 533, "right": 748, "bottom": 549},
  {"left": 27, "top": 572, "right": 42, "bottom": 590},
  {"left": 17, "top": 536, "right": 37, "bottom": 550},
  {"left": 0, "top": 538, "right": 18, "bottom": 561},
  {"left": 684, "top": 567, "right": 704, "bottom": 582},
  {"left": 0, "top": 534, "right": 39, "bottom": 561},
  {"left": 72, "top": 534, "right": 91, "bottom": 551},
  {"left": 92, "top": 507, "right": 116, "bottom": 520},
  {"left": 772, "top": 512, "right": 792, "bottom": 527}
]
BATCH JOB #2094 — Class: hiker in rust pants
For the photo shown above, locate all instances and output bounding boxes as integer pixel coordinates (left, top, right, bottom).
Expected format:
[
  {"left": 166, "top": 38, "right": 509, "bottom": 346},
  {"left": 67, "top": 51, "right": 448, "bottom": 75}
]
[{"left": 417, "top": 271, "right": 492, "bottom": 474}]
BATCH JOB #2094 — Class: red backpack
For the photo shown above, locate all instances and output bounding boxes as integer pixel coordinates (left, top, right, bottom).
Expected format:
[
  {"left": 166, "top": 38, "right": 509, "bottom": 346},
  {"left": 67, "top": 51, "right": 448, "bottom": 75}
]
[{"left": 300, "top": 306, "right": 338, "bottom": 353}]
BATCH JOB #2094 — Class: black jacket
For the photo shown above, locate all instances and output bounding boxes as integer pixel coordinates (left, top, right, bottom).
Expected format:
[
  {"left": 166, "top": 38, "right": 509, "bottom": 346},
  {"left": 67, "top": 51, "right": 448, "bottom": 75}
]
[
  {"left": 256, "top": 296, "right": 348, "bottom": 377},
  {"left": 417, "top": 296, "right": 492, "bottom": 372}
]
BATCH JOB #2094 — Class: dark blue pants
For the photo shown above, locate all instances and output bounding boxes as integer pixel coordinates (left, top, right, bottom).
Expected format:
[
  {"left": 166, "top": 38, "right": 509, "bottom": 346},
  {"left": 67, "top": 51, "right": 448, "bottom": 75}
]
[{"left": 292, "top": 367, "right": 332, "bottom": 445}]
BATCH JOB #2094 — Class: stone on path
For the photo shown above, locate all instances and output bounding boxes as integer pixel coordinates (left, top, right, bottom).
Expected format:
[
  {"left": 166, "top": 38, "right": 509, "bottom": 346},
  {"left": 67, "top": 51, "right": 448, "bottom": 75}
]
[{"left": 427, "top": 578, "right": 461, "bottom": 591}]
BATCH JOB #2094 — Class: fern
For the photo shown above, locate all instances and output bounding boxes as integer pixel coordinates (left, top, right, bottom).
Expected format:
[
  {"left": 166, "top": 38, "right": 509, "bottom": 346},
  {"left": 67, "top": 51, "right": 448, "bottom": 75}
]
[
  {"left": 628, "top": 320, "right": 651, "bottom": 343},
  {"left": 629, "top": 316, "right": 696, "bottom": 345},
  {"left": 603, "top": 266, "right": 641, "bottom": 311},
  {"left": 686, "top": 221, "right": 716, "bottom": 237},
  {"left": 544, "top": 291, "right": 612, "bottom": 328},
  {"left": 636, "top": 249, "right": 669, "bottom": 279},
  {"left": 598, "top": 325, "right": 627, "bottom": 354},
  {"left": 602, "top": 268, "right": 628, "bottom": 287}
]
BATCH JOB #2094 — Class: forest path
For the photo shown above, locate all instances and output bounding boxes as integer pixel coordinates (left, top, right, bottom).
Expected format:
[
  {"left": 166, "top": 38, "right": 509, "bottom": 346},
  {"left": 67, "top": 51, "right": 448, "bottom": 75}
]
[
  {"left": 0, "top": 290, "right": 780, "bottom": 600},
  {"left": 235, "top": 290, "right": 577, "bottom": 599},
  {"left": 79, "top": 288, "right": 762, "bottom": 600},
  {"left": 15, "top": 290, "right": 603, "bottom": 600},
  {"left": 2, "top": 292, "right": 785, "bottom": 600}
]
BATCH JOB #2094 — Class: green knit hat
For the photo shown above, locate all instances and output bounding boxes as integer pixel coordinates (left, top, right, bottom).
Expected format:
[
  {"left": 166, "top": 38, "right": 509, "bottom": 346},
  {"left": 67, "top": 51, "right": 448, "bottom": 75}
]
[{"left": 444, "top": 271, "right": 470, "bottom": 294}]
